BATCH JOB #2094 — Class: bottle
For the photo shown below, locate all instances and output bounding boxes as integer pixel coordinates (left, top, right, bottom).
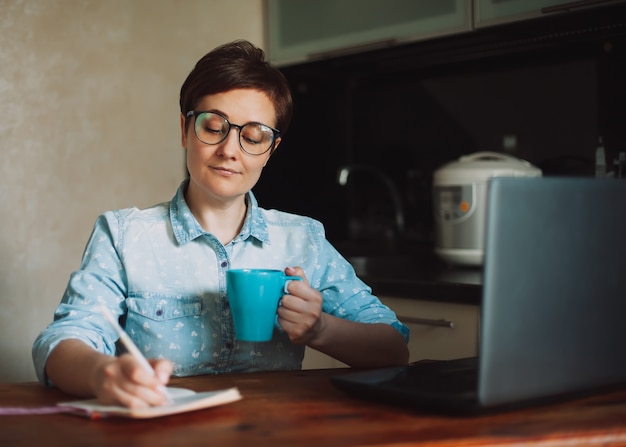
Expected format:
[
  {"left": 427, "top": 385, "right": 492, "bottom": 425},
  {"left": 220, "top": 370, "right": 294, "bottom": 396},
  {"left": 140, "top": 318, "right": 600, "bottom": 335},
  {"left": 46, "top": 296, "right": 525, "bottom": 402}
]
[{"left": 595, "top": 137, "right": 606, "bottom": 178}]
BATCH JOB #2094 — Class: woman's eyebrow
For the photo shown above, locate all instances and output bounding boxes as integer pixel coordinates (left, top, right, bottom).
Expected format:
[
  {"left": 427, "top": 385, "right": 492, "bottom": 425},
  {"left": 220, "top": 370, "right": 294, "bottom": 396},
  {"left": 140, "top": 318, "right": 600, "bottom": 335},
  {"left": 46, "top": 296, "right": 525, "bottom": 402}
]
[{"left": 204, "top": 108, "right": 226, "bottom": 116}]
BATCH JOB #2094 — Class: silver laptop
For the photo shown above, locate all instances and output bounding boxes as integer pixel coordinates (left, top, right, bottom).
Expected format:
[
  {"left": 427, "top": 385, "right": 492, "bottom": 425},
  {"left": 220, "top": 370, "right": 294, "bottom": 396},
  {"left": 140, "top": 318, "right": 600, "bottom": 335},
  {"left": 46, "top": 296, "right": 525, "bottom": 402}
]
[{"left": 332, "top": 176, "right": 626, "bottom": 414}]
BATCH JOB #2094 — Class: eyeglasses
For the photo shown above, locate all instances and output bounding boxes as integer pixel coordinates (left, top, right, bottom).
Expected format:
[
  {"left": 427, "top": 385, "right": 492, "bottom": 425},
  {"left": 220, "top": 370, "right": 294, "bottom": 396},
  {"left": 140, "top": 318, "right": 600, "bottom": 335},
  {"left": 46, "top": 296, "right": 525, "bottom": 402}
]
[{"left": 186, "top": 111, "right": 280, "bottom": 156}]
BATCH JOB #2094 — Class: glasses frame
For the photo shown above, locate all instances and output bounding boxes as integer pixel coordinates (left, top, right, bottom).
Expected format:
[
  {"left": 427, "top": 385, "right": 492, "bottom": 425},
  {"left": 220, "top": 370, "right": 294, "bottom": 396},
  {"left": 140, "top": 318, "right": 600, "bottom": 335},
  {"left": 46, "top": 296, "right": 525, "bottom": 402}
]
[{"left": 186, "top": 110, "right": 280, "bottom": 156}]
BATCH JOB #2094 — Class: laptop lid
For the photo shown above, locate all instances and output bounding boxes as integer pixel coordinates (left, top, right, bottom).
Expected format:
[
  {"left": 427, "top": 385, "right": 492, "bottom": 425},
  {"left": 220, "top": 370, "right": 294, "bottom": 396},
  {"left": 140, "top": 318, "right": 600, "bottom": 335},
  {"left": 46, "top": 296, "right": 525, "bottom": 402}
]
[{"left": 478, "top": 176, "right": 626, "bottom": 407}]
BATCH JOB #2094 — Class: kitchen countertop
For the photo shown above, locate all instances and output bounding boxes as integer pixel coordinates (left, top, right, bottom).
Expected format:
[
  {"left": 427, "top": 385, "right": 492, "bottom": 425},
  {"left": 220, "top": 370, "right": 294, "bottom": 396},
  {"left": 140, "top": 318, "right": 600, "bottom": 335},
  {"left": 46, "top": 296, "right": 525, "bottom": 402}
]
[
  {"left": 336, "top": 241, "right": 483, "bottom": 306},
  {"left": 355, "top": 260, "right": 482, "bottom": 306},
  {"left": 362, "top": 272, "right": 482, "bottom": 306}
]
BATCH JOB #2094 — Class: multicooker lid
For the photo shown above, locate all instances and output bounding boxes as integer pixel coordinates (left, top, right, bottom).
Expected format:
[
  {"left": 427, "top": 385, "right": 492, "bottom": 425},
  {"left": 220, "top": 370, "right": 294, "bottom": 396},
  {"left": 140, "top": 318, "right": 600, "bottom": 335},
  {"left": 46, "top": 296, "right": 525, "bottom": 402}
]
[{"left": 434, "top": 152, "right": 542, "bottom": 184}]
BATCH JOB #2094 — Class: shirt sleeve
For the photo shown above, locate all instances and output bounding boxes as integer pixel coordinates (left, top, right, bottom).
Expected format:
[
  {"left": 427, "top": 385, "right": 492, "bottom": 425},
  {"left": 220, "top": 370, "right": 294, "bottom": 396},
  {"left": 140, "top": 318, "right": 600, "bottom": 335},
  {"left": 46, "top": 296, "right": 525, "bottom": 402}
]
[
  {"left": 31, "top": 211, "right": 128, "bottom": 385},
  {"left": 310, "top": 232, "right": 410, "bottom": 344}
]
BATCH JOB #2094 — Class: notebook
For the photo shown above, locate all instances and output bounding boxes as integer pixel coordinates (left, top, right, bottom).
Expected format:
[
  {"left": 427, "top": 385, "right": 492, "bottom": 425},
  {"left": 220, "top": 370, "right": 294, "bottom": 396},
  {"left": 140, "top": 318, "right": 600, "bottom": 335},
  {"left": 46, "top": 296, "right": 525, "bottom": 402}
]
[
  {"left": 332, "top": 176, "right": 626, "bottom": 415},
  {"left": 57, "top": 387, "right": 241, "bottom": 419}
]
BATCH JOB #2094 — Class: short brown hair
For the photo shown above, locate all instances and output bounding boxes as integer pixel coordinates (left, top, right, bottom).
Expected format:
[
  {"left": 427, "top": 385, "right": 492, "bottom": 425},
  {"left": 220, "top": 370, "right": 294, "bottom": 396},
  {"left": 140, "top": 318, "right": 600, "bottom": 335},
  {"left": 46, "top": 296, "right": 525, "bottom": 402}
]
[{"left": 179, "top": 40, "right": 293, "bottom": 136}]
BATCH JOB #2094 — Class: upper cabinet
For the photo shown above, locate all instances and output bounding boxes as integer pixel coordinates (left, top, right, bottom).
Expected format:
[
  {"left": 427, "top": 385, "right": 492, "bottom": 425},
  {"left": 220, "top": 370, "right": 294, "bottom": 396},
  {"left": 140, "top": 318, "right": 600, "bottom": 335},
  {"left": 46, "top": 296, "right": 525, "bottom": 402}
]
[
  {"left": 267, "top": 0, "right": 626, "bottom": 67},
  {"left": 266, "top": 0, "right": 471, "bottom": 66},
  {"left": 474, "top": 0, "right": 608, "bottom": 28}
]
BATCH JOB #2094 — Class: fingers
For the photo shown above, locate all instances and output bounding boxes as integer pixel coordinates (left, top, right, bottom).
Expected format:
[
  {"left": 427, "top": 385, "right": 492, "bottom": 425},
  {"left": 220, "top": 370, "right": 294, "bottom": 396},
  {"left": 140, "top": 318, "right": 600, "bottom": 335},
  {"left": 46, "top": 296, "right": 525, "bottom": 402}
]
[
  {"left": 121, "top": 356, "right": 172, "bottom": 407},
  {"left": 278, "top": 303, "right": 323, "bottom": 344},
  {"left": 95, "top": 355, "right": 172, "bottom": 408},
  {"left": 279, "top": 294, "right": 322, "bottom": 328},
  {"left": 278, "top": 267, "right": 323, "bottom": 344},
  {"left": 285, "top": 265, "right": 306, "bottom": 280},
  {"left": 115, "top": 382, "right": 169, "bottom": 409},
  {"left": 284, "top": 266, "right": 309, "bottom": 294},
  {"left": 150, "top": 358, "right": 173, "bottom": 386},
  {"left": 285, "top": 266, "right": 300, "bottom": 275}
]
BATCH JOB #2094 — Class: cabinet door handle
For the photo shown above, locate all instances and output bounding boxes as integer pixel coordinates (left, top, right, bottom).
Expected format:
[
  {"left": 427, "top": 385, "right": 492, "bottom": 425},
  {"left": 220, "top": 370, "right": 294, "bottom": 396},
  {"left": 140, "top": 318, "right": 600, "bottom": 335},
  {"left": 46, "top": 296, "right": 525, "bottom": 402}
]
[{"left": 401, "top": 316, "right": 455, "bottom": 329}]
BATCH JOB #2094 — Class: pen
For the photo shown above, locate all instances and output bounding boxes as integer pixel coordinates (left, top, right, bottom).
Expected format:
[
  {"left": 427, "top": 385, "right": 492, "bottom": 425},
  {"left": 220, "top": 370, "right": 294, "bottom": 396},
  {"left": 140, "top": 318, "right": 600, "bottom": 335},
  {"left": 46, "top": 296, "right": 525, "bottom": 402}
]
[{"left": 99, "top": 305, "right": 172, "bottom": 402}]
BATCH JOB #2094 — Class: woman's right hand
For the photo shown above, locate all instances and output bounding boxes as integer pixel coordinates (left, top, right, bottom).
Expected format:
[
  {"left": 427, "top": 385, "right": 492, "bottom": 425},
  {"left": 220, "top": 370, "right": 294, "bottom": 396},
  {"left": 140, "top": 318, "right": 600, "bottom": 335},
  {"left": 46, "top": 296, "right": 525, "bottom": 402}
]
[
  {"left": 45, "top": 339, "right": 172, "bottom": 408},
  {"left": 91, "top": 354, "right": 173, "bottom": 408}
]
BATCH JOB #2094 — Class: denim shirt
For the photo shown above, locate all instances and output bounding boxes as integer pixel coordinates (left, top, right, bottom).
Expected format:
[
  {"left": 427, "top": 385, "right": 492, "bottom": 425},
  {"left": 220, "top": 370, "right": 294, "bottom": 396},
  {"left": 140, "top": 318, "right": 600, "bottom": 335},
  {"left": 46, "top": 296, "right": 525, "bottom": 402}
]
[{"left": 32, "top": 181, "right": 409, "bottom": 384}]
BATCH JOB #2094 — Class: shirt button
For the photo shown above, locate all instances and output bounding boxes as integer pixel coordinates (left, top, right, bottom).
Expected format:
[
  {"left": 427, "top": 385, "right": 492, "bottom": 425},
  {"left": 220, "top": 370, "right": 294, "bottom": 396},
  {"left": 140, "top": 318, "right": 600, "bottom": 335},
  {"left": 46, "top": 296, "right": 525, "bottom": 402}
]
[
  {"left": 156, "top": 309, "right": 163, "bottom": 317},
  {"left": 221, "top": 261, "right": 228, "bottom": 268}
]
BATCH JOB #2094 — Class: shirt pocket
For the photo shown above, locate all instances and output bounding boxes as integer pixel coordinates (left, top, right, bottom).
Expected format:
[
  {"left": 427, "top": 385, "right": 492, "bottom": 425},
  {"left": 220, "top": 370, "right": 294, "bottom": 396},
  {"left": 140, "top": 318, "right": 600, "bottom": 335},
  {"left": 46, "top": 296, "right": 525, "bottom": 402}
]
[{"left": 124, "top": 295, "right": 207, "bottom": 369}]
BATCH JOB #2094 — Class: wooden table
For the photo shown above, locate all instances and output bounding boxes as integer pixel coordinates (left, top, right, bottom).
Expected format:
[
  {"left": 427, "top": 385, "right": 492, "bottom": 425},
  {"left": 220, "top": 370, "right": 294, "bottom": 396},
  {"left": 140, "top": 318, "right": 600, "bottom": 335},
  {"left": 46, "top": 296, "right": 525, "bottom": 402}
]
[{"left": 2, "top": 368, "right": 626, "bottom": 446}]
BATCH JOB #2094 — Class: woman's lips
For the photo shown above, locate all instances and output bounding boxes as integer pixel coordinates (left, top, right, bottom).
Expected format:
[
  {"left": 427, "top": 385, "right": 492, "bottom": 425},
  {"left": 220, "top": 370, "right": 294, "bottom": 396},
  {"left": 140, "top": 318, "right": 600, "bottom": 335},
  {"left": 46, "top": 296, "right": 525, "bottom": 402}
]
[{"left": 211, "top": 166, "right": 239, "bottom": 176}]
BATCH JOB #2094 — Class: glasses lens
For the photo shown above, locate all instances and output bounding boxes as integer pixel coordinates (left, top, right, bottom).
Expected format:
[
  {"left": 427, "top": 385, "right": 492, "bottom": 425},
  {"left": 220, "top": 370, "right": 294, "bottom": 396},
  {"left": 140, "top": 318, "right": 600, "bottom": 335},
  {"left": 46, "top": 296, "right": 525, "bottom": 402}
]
[
  {"left": 194, "top": 112, "right": 229, "bottom": 145},
  {"left": 239, "top": 123, "right": 275, "bottom": 155}
]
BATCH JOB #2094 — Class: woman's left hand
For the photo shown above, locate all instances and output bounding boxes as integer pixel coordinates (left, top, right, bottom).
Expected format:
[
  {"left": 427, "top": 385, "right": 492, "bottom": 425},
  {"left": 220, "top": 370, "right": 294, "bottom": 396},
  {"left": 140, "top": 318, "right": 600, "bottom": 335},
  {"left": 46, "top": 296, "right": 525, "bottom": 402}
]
[
  {"left": 278, "top": 267, "right": 409, "bottom": 368},
  {"left": 277, "top": 266, "right": 325, "bottom": 345}
]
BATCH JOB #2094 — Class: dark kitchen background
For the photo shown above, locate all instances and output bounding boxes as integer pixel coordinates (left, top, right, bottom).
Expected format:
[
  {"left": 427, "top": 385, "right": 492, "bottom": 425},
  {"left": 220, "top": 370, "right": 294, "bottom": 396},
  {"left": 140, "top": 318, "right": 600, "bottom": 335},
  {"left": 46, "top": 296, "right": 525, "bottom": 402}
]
[{"left": 253, "top": 3, "right": 626, "bottom": 251}]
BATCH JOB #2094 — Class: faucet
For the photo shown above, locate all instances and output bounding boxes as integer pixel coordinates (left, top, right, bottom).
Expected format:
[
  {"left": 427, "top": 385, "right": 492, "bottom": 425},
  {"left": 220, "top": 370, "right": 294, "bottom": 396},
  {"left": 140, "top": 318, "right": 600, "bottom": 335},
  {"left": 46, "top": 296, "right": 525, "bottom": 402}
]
[{"left": 337, "top": 165, "right": 405, "bottom": 237}]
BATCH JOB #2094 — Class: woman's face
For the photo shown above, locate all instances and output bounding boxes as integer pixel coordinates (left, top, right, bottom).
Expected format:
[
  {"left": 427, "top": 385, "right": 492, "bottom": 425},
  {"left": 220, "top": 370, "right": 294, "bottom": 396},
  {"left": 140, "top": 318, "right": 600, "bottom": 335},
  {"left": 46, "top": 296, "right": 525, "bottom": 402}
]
[{"left": 181, "top": 89, "right": 281, "bottom": 206}]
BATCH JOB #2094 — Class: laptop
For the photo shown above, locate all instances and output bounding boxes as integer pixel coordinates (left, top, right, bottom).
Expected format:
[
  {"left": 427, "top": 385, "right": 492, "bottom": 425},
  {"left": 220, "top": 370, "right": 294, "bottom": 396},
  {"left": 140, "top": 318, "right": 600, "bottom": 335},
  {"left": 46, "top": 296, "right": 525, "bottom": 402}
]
[{"left": 332, "top": 176, "right": 626, "bottom": 415}]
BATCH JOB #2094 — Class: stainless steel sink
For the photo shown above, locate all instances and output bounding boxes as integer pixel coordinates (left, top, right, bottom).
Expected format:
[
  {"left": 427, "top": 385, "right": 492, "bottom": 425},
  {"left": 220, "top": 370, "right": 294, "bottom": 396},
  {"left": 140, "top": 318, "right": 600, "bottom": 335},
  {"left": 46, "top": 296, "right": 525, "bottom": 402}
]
[{"left": 334, "top": 239, "right": 432, "bottom": 279}]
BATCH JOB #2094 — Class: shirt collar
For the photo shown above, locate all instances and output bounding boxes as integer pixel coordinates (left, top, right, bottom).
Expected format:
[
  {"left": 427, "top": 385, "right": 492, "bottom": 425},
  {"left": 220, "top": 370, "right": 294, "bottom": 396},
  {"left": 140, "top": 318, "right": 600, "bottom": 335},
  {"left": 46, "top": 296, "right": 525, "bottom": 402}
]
[{"left": 169, "top": 180, "right": 270, "bottom": 246}]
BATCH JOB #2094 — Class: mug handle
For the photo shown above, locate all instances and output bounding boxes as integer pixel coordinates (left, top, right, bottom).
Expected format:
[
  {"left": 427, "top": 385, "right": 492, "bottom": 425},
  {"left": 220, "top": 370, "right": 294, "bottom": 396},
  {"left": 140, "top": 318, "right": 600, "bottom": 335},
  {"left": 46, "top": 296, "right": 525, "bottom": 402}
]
[
  {"left": 282, "top": 275, "right": 303, "bottom": 294},
  {"left": 275, "top": 275, "right": 303, "bottom": 331}
]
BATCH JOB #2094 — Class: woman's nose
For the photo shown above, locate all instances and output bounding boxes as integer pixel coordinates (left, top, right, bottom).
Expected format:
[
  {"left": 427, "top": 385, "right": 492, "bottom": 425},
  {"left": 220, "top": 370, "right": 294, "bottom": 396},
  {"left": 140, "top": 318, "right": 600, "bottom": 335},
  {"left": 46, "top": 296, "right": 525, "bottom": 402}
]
[{"left": 217, "top": 128, "right": 241, "bottom": 157}]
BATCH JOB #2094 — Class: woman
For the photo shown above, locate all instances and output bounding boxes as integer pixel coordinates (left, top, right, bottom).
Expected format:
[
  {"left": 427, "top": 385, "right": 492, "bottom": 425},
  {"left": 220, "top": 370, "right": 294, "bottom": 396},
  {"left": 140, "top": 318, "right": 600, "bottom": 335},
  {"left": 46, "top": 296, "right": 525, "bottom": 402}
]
[{"left": 32, "top": 40, "right": 409, "bottom": 408}]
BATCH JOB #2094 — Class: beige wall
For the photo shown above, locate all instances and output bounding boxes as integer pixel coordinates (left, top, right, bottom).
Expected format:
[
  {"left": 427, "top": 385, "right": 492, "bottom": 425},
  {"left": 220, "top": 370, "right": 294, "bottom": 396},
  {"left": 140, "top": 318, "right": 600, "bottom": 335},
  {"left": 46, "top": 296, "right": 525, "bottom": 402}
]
[{"left": 0, "top": 0, "right": 264, "bottom": 382}]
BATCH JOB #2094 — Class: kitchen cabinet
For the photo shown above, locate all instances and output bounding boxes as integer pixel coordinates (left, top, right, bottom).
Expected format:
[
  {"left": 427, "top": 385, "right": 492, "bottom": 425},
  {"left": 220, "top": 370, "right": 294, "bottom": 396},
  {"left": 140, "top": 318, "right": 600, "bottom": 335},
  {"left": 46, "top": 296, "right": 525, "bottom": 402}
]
[
  {"left": 381, "top": 296, "right": 479, "bottom": 363},
  {"left": 267, "top": 0, "right": 471, "bottom": 66},
  {"left": 474, "top": 0, "right": 603, "bottom": 28},
  {"left": 302, "top": 296, "right": 480, "bottom": 369},
  {"left": 268, "top": 0, "right": 626, "bottom": 66},
  {"left": 302, "top": 347, "right": 347, "bottom": 370}
]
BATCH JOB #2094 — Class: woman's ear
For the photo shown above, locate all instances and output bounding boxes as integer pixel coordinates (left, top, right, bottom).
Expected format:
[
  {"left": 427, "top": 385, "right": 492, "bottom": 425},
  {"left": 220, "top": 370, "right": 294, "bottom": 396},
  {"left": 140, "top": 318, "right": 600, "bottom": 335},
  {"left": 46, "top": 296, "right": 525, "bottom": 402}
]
[
  {"left": 180, "top": 113, "right": 188, "bottom": 148},
  {"left": 264, "top": 138, "right": 281, "bottom": 166},
  {"left": 271, "top": 137, "right": 281, "bottom": 154}
]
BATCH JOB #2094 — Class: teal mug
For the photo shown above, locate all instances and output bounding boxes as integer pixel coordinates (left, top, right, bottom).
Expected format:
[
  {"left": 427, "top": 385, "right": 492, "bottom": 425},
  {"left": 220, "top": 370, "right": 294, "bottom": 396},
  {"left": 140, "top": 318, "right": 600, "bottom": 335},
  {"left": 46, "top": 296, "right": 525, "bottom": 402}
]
[{"left": 226, "top": 269, "right": 302, "bottom": 342}]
